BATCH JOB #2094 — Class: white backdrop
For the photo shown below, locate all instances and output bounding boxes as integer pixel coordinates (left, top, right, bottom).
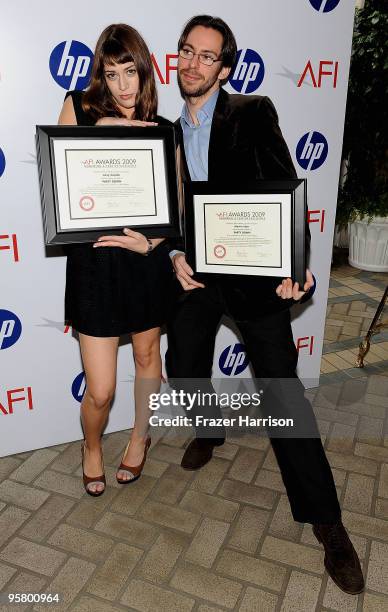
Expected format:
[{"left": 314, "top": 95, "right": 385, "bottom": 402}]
[{"left": 0, "top": 0, "right": 355, "bottom": 456}]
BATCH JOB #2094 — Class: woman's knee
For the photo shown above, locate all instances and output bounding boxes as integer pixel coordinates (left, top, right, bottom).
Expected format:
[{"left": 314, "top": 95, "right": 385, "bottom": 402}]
[
  {"left": 84, "top": 386, "right": 114, "bottom": 410},
  {"left": 134, "top": 344, "right": 160, "bottom": 371}
]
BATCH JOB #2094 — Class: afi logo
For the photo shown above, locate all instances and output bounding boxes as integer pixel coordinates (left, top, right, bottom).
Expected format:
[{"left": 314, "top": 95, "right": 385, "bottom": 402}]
[
  {"left": 296, "top": 336, "right": 315, "bottom": 355},
  {"left": 229, "top": 49, "right": 265, "bottom": 94},
  {"left": 50, "top": 40, "right": 93, "bottom": 90},
  {"left": 309, "top": 0, "right": 341, "bottom": 12},
  {"left": 151, "top": 53, "right": 178, "bottom": 85},
  {"left": 298, "top": 61, "right": 339, "bottom": 88},
  {"left": 219, "top": 343, "right": 249, "bottom": 376},
  {"left": 0, "top": 387, "right": 33, "bottom": 415},
  {"left": 308, "top": 209, "right": 326, "bottom": 232},
  {"left": 72, "top": 371, "right": 86, "bottom": 402},
  {"left": 0, "top": 148, "right": 5, "bottom": 177},
  {"left": 0, "top": 310, "right": 22, "bottom": 350},
  {"left": 0, "top": 234, "right": 20, "bottom": 262},
  {"left": 296, "top": 131, "right": 328, "bottom": 171}
]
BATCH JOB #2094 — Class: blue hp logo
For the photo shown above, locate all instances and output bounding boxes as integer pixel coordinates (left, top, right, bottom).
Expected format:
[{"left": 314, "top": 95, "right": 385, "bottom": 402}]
[
  {"left": 219, "top": 344, "right": 249, "bottom": 376},
  {"left": 229, "top": 49, "right": 265, "bottom": 94},
  {"left": 0, "top": 310, "right": 22, "bottom": 350},
  {"left": 71, "top": 371, "right": 87, "bottom": 403},
  {"left": 49, "top": 40, "right": 93, "bottom": 90},
  {"left": 296, "top": 131, "right": 328, "bottom": 171},
  {"left": 309, "top": 0, "right": 341, "bottom": 12},
  {"left": 0, "top": 148, "right": 5, "bottom": 177}
]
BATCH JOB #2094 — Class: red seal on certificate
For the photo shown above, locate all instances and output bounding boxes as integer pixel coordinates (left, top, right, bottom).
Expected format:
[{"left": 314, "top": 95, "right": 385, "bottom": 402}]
[
  {"left": 214, "top": 244, "right": 226, "bottom": 258},
  {"left": 79, "top": 196, "right": 95, "bottom": 212}
]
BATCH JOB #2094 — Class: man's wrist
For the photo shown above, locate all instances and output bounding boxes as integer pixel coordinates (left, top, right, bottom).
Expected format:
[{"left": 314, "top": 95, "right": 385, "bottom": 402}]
[{"left": 169, "top": 249, "right": 185, "bottom": 260}]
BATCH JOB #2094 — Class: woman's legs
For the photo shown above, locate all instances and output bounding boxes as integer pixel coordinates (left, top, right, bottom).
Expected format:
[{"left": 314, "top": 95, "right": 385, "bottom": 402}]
[
  {"left": 79, "top": 333, "right": 119, "bottom": 493},
  {"left": 117, "top": 326, "right": 161, "bottom": 480}
]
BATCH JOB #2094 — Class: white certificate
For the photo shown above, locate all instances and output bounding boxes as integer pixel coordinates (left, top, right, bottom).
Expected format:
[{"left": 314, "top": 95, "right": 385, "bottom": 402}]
[
  {"left": 52, "top": 138, "right": 170, "bottom": 230},
  {"left": 194, "top": 193, "right": 292, "bottom": 277},
  {"left": 65, "top": 149, "right": 156, "bottom": 219},
  {"left": 204, "top": 202, "right": 282, "bottom": 267}
]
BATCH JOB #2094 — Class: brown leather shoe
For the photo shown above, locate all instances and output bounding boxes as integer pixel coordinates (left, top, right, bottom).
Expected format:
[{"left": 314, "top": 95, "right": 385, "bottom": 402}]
[
  {"left": 313, "top": 521, "right": 364, "bottom": 594},
  {"left": 116, "top": 437, "right": 151, "bottom": 484},
  {"left": 181, "top": 437, "right": 225, "bottom": 470},
  {"left": 81, "top": 443, "right": 106, "bottom": 497}
]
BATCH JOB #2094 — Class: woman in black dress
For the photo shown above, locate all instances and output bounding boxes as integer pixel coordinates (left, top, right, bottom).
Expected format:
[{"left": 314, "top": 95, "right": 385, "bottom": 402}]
[{"left": 58, "top": 23, "right": 174, "bottom": 495}]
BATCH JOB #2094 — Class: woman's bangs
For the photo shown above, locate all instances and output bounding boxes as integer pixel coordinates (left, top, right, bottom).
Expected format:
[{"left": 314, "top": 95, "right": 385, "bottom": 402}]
[{"left": 102, "top": 38, "right": 134, "bottom": 66}]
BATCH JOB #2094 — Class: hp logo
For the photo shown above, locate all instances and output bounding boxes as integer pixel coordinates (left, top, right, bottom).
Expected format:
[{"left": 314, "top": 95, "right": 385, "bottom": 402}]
[
  {"left": 296, "top": 131, "right": 328, "bottom": 171},
  {"left": 309, "top": 0, "right": 341, "bottom": 12},
  {"left": 0, "top": 310, "right": 22, "bottom": 350},
  {"left": 229, "top": 49, "right": 265, "bottom": 94},
  {"left": 219, "top": 344, "right": 249, "bottom": 376},
  {"left": 71, "top": 371, "right": 87, "bottom": 403},
  {"left": 0, "top": 148, "right": 5, "bottom": 177},
  {"left": 49, "top": 40, "right": 93, "bottom": 90}
]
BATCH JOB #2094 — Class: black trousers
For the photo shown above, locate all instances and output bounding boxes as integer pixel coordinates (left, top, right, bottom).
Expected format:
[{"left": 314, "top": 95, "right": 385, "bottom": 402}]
[{"left": 166, "top": 284, "right": 341, "bottom": 524}]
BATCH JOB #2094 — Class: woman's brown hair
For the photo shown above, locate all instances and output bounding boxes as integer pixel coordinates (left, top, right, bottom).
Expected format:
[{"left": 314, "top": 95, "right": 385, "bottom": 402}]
[{"left": 82, "top": 23, "right": 157, "bottom": 121}]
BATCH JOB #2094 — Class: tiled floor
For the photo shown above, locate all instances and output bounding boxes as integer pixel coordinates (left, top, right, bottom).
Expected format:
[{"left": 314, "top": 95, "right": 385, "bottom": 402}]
[
  {"left": 0, "top": 260, "right": 387, "bottom": 611},
  {"left": 322, "top": 260, "right": 388, "bottom": 381}
]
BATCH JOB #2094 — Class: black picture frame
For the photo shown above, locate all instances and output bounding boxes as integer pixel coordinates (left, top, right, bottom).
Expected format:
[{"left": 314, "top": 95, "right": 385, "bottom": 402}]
[
  {"left": 35, "top": 125, "right": 181, "bottom": 245},
  {"left": 184, "top": 180, "right": 307, "bottom": 287}
]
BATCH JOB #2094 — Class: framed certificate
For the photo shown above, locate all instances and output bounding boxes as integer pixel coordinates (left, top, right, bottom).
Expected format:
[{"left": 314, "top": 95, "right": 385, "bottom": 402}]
[
  {"left": 184, "top": 180, "right": 307, "bottom": 286},
  {"left": 35, "top": 125, "right": 180, "bottom": 244}
]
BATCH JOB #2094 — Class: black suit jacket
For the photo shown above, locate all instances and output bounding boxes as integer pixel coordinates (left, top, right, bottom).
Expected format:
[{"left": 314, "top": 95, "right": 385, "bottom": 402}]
[{"left": 175, "top": 88, "right": 310, "bottom": 319}]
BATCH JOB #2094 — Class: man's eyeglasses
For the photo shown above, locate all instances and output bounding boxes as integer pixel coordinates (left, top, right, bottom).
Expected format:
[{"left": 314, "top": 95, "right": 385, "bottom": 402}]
[{"left": 179, "top": 47, "right": 222, "bottom": 67}]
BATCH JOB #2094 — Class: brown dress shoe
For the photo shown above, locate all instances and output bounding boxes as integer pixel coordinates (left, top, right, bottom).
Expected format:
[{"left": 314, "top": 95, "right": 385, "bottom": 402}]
[
  {"left": 313, "top": 521, "right": 364, "bottom": 594},
  {"left": 181, "top": 437, "right": 225, "bottom": 470}
]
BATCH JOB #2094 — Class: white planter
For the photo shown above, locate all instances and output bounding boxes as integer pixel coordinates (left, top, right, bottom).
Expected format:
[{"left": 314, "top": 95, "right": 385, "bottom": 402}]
[{"left": 348, "top": 216, "right": 388, "bottom": 272}]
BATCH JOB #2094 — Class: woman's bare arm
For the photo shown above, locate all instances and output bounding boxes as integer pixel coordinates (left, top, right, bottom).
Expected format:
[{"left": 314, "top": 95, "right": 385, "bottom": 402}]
[{"left": 58, "top": 95, "right": 77, "bottom": 125}]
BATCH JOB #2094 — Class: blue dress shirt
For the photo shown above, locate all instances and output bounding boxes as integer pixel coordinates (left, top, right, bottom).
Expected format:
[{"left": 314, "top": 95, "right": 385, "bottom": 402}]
[{"left": 180, "top": 89, "right": 219, "bottom": 181}]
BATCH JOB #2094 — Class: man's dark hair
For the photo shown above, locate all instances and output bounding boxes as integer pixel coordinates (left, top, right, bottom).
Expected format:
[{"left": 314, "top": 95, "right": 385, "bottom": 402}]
[{"left": 178, "top": 15, "right": 237, "bottom": 69}]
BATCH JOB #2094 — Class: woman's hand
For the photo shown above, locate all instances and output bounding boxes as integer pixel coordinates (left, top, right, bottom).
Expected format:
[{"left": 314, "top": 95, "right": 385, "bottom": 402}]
[
  {"left": 94, "top": 228, "right": 150, "bottom": 254},
  {"left": 95, "top": 117, "right": 158, "bottom": 127}
]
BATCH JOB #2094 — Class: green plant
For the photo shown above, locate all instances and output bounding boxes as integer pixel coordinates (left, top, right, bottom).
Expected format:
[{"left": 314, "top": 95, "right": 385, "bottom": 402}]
[{"left": 336, "top": 1, "right": 388, "bottom": 228}]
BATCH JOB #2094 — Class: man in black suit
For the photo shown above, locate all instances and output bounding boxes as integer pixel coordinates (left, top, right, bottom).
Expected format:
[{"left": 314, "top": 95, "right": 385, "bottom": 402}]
[{"left": 166, "top": 15, "right": 364, "bottom": 594}]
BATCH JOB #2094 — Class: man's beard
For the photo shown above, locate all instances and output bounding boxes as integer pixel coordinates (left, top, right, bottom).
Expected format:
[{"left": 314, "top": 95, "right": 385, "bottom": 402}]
[{"left": 177, "top": 69, "right": 221, "bottom": 98}]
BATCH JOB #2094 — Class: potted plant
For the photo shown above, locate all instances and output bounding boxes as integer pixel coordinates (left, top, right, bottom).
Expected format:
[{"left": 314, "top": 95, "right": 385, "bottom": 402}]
[{"left": 336, "top": 1, "right": 388, "bottom": 271}]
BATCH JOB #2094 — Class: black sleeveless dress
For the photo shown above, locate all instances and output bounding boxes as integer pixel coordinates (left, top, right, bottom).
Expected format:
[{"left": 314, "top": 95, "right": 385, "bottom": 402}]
[{"left": 64, "top": 90, "right": 175, "bottom": 336}]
